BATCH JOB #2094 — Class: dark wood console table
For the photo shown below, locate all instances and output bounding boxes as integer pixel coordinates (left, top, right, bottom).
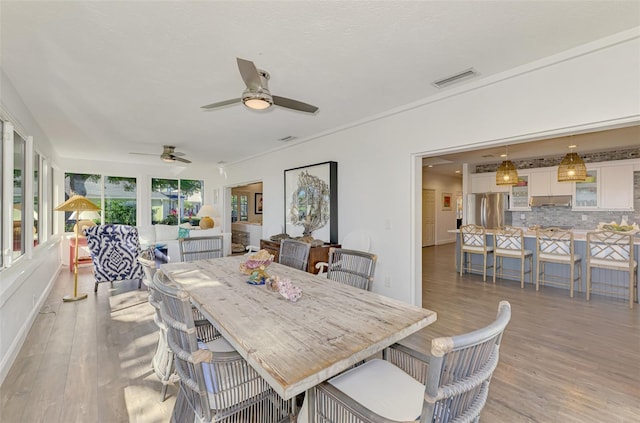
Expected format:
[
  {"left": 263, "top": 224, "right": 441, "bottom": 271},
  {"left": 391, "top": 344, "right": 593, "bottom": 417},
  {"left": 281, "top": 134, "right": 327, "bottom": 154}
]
[{"left": 259, "top": 239, "right": 341, "bottom": 274}]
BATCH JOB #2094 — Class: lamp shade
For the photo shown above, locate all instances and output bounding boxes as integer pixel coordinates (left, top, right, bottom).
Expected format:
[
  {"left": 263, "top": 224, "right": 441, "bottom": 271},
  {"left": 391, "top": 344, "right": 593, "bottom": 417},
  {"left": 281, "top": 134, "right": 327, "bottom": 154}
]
[
  {"left": 496, "top": 160, "right": 519, "bottom": 186},
  {"left": 55, "top": 195, "right": 100, "bottom": 212},
  {"left": 69, "top": 210, "right": 101, "bottom": 221},
  {"left": 196, "top": 205, "right": 216, "bottom": 218},
  {"left": 557, "top": 152, "right": 587, "bottom": 182}
]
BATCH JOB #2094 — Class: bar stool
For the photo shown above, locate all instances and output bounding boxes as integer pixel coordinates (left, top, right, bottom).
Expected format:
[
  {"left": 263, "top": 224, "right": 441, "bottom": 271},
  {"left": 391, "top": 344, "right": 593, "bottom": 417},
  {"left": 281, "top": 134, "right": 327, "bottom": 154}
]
[
  {"left": 536, "top": 228, "right": 581, "bottom": 297},
  {"left": 493, "top": 226, "right": 533, "bottom": 288},
  {"left": 459, "top": 224, "right": 493, "bottom": 282},
  {"left": 586, "top": 230, "right": 638, "bottom": 309}
]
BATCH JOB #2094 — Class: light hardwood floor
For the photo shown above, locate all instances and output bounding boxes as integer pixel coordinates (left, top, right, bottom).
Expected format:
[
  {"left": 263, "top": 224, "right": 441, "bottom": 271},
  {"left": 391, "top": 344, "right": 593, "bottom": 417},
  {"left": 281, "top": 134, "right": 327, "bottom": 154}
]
[{"left": 1, "top": 243, "right": 639, "bottom": 422}]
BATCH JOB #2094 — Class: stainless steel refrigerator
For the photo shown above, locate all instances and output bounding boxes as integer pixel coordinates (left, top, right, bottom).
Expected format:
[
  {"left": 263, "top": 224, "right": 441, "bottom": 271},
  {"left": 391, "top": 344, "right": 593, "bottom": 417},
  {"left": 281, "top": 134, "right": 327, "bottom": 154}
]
[{"left": 466, "top": 193, "right": 509, "bottom": 229}]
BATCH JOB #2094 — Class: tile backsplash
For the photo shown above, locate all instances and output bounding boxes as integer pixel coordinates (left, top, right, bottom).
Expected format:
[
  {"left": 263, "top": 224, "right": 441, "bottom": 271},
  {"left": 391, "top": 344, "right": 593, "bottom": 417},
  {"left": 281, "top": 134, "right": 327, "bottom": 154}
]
[{"left": 508, "top": 171, "right": 640, "bottom": 229}]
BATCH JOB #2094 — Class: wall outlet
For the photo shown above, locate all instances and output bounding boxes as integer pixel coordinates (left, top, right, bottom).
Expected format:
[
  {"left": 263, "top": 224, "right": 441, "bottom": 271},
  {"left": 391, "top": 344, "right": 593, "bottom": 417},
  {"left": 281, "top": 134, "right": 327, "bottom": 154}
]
[
  {"left": 582, "top": 215, "right": 588, "bottom": 221},
  {"left": 384, "top": 219, "right": 391, "bottom": 230},
  {"left": 384, "top": 276, "right": 391, "bottom": 288},
  {"left": 520, "top": 214, "right": 526, "bottom": 220}
]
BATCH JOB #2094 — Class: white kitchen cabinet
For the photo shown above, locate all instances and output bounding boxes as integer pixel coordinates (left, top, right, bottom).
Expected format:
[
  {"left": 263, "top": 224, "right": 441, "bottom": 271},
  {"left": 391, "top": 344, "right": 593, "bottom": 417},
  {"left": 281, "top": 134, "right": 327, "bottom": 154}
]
[
  {"left": 599, "top": 164, "right": 634, "bottom": 210},
  {"left": 470, "top": 172, "right": 510, "bottom": 194},
  {"left": 529, "top": 167, "right": 573, "bottom": 197}
]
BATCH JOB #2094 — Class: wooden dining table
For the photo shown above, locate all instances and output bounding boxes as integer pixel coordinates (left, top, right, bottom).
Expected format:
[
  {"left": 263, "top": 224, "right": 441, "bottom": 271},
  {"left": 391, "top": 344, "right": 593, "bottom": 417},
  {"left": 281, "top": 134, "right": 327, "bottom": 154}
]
[{"left": 159, "top": 255, "right": 437, "bottom": 401}]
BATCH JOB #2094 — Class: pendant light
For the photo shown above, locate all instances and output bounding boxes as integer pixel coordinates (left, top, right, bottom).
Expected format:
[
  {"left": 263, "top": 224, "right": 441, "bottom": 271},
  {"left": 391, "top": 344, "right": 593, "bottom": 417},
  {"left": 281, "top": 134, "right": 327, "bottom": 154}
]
[
  {"left": 557, "top": 144, "right": 587, "bottom": 182},
  {"left": 496, "top": 146, "right": 519, "bottom": 186}
]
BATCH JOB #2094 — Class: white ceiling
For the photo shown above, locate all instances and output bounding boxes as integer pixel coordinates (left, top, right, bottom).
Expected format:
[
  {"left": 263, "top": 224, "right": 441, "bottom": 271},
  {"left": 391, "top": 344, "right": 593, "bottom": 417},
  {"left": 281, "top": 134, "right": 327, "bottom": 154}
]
[{"left": 1, "top": 1, "right": 639, "bottom": 167}]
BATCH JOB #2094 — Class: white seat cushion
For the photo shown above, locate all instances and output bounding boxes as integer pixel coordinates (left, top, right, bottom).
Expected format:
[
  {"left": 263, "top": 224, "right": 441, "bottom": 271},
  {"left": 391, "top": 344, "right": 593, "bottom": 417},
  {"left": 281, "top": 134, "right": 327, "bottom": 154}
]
[
  {"left": 462, "top": 245, "right": 493, "bottom": 253},
  {"left": 539, "top": 253, "right": 581, "bottom": 262},
  {"left": 588, "top": 258, "right": 637, "bottom": 269},
  {"left": 327, "top": 359, "right": 424, "bottom": 421},
  {"left": 496, "top": 248, "right": 533, "bottom": 257}
]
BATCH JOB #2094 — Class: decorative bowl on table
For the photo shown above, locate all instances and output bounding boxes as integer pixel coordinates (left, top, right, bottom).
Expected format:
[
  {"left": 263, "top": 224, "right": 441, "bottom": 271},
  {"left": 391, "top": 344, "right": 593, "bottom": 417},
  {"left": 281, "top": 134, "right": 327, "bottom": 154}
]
[{"left": 240, "top": 249, "right": 274, "bottom": 275}]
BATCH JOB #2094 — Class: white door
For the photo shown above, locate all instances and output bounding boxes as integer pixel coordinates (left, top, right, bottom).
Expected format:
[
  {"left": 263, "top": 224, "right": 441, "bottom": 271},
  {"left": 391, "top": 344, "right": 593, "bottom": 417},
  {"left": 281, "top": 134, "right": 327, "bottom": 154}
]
[{"left": 422, "top": 189, "right": 436, "bottom": 247}]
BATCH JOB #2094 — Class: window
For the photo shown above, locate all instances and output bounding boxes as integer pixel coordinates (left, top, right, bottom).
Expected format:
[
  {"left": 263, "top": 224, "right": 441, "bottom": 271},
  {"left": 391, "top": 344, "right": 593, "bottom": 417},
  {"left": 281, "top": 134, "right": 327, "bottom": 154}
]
[
  {"left": 1, "top": 117, "right": 54, "bottom": 271},
  {"left": 0, "top": 121, "right": 3, "bottom": 268},
  {"left": 13, "top": 132, "right": 26, "bottom": 260},
  {"left": 64, "top": 173, "right": 101, "bottom": 231},
  {"left": 231, "top": 193, "right": 249, "bottom": 222},
  {"left": 104, "top": 177, "right": 137, "bottom": 226},
  {"left": 64, "top": 173, "right": 139, "bottom": 229},
  {"left": 33, "top": 151, "right": 41, "bottom": 246},
  {"left": 151, "top": 178, "right": 203, "bottom": 225},
  {"left": 49, "top": 164, "right": 55, "bottom": 237}
]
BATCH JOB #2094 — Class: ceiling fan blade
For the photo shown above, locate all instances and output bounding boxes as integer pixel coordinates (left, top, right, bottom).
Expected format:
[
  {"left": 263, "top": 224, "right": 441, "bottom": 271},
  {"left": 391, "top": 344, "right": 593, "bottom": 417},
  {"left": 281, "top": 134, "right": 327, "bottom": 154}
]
[
  {"left": 201, "top": 98, "right": 241, "bottom": 109},
  {"left": 272, "top": 95, "right": 319, "bottom": 114},
  {"left": 171, "top": 151, "right": 185, "bottom": 157},
  {"left": 172, "top": 156, "right": 191, "bottom": 164},
  {"left": 237, "top": 58, "right": 263, "bottom": 90}
]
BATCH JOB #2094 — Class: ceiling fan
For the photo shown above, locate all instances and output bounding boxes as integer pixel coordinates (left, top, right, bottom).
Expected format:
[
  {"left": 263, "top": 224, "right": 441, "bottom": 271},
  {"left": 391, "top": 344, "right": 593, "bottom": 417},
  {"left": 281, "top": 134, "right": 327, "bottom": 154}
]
[
  {"left": 201, "top": 58, "right": 319, "bottom": 114},
  {"left": 129, "top": 145, "right": 192, "bottom": 164}
]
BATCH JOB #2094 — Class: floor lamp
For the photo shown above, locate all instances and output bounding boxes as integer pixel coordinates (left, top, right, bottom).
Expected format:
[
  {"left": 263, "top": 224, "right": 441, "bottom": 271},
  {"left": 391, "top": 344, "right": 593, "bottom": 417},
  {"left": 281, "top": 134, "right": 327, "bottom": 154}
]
[{"left": 55, "top": 195, "right": 101, "bottom": 302}]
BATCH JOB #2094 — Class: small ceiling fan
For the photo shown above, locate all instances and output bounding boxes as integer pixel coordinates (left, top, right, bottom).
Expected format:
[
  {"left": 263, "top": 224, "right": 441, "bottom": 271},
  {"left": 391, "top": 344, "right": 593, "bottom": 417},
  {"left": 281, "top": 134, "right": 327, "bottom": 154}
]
[
  {"left": 201, "top": 58, "right": 319, "bottom": 114},
  {"left": 129, "top": 145, "right": 192, "bottom": 164}
]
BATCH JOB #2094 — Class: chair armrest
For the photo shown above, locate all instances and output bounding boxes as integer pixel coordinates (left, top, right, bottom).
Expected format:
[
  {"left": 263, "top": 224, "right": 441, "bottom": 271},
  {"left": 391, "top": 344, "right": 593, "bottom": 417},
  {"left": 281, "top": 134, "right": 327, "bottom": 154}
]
[
  {"left": 315, "top": 261, "right": 328, "bottom": 275},
  {"left": 384, "top": 343, "right": 430, "bottom": 384}
]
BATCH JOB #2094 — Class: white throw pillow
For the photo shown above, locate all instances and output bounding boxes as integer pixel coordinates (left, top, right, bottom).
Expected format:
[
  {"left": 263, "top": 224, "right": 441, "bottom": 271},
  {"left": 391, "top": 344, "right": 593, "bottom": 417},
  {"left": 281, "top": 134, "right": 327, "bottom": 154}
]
[
  {"left": 137, "top": 225, "right": 156, "bottom": 246},
  {"left": 155, "top": 224, "right": 179, "bottom": 241},
  {"left": 198, "top": 227, "right": 222, "bottom": 236}
]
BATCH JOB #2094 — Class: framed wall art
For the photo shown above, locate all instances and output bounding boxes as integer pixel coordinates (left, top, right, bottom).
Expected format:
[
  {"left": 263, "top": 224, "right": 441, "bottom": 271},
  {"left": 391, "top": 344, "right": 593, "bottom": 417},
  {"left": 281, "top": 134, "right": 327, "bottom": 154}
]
[
  {"left": 442, "top": 192, "right": 452, "bottom": 211},
  {"left": 255, "top": 193, "right": 263, "bottom": 214},
  {"left": 284, "top": 161, "right": 338, "bottom": 244}
]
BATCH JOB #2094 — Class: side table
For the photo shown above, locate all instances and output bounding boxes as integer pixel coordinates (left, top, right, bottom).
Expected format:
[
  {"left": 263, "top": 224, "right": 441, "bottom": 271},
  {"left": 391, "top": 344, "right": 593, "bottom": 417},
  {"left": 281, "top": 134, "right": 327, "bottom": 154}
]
[
  {"left": 259, "top": 239, "right": 341, "bottom": 274},
  {"left": 69, "top": 237, "right": 93, "bottom": 272}
]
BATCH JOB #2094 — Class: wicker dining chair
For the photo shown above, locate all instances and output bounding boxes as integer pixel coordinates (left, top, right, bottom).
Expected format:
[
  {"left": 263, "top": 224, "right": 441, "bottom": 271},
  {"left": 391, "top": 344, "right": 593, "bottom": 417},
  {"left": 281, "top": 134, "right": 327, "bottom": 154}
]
[
  {"left": 153, "top": 271, "right": 289, "bottom": 422},
  {"left": 142, "top": 256, "right": 225, "bottom": 401},
  {"left": 305, "top": 301, "right": 511, "bottom": 423},
  {"left": 179, "top": 235, "right": 224, "bottom": 262},
  {"left": 316, "top": 231, "right": 371, "bottom": 275},
  {"left": 326, "top": 248, "right": 377, "bottom": 291},
  {"left": 278, "top": 239, "right": 311, "bottom": 271},
  {"left": 586, "top": 230, "right": 637, "bottom": 308}
]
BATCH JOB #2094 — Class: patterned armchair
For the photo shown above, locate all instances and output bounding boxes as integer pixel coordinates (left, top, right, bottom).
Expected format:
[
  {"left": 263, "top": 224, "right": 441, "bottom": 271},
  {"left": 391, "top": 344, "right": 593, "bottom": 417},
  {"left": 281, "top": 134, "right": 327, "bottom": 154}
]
[{"left": 84, "top": 224, "right": 144, "bottom": 293}]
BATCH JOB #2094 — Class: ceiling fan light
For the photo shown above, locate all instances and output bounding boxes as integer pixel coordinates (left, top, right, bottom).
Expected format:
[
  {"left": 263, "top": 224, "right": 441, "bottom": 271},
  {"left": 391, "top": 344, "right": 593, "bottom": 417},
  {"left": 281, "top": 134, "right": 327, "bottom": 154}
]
[
  {"left": 244, "top": 98, "right": 271, "bottom": 110},
  {"left": 558, "top": 152, "right": 587, "bottom": 182},
  {"left": 161, "top": 155, "right": 174, "bottom": 163}
]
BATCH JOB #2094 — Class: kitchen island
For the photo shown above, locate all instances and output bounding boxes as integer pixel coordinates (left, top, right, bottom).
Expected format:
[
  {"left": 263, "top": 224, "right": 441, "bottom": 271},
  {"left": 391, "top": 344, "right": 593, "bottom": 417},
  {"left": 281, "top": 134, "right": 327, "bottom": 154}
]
[{"left": 450, "top": 228, "right": 639, "bottom": 301}]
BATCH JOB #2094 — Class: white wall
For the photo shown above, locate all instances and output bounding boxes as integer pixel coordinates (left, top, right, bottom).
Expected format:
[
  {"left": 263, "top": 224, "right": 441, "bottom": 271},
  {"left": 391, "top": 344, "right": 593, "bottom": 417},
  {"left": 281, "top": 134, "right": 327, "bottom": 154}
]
[
  {"left": 0, "top": 70, "right": 63, "bottom": 384},
  {"left": 422, "top": 172, "right": 462, "bottom": 244},
  {"left": 221, "top": 29, "right": 640, "bottom": 306}
]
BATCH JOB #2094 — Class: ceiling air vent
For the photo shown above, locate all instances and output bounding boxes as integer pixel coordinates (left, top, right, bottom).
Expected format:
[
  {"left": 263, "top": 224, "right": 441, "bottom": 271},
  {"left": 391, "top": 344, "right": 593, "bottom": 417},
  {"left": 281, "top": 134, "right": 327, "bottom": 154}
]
[
  {"left": 278, "top": 135, "right": 297, "bottom": 142},
  {"left": 432, "top": 68, "right": 478, "bottom": 88}
]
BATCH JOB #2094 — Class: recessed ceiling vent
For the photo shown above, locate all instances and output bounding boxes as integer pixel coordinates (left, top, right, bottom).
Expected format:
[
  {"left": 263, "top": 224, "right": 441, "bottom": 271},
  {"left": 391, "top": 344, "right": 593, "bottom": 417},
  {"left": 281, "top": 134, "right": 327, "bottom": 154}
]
[
  {"left": 278, "top": 135, "right": 297, "bottom": 142},
  {"left": 432, "top": 68, "right": 479, "bottom": 88}
]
